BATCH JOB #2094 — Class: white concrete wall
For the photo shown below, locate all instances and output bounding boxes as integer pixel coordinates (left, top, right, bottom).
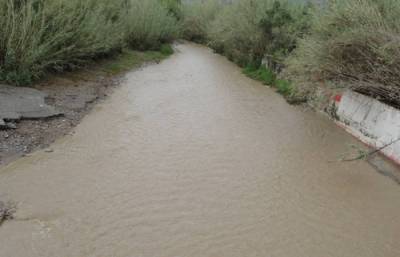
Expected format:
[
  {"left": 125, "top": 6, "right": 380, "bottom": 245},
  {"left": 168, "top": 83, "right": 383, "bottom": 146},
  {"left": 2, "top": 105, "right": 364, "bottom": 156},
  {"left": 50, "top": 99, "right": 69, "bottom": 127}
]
[{"left": 336, "top": 90, "right": 400, "bottom": 165}]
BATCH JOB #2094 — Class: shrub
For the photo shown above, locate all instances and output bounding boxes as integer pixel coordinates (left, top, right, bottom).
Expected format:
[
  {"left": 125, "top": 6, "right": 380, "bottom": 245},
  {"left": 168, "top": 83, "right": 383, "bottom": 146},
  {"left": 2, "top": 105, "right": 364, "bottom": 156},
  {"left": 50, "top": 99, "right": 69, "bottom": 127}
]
[
  {"left": 206, "top": 0, "right": 311, "bottom": 68},
  {"left": 160, "top": 0, "right": 182, "bottom": 19},
  {"left": 0, "top": 0, "right": 179, "bottom": 85},
  {"left": 243, "top": 64, "right": 301, "bottom": 102},
  {"left": 0, "top": 0, "right": 126, "bottom": 85},
  {"left": 181, "top": 0, "right": 222, "bottom": 43},
  {"left": 243, "top": 65, "right": 276, "bottom": 85},
  {"left": 275, "top": 79, "right": 293, "bottom": 96},
  {"left": 160, "top": 44, "right": 174, "bottom": 56},
  {"left": 260, "top": 1, "right": 312, "bottom": 72},
  {"left": 285, "top": 0, "right": 400, "bottom": 107},
  {"left": 125, "top": 0, "right": 180, "bottom": 50},
  {"left": 207, "top": 0, "right": 270, "bottom": 66}
]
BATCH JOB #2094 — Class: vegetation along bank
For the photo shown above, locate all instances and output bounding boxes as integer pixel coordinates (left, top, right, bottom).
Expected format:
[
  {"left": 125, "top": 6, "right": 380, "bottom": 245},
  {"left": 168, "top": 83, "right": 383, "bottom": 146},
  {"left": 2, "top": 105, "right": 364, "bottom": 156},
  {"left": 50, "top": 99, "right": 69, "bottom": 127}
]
[
  {"left": 3, "top": 0, "right": 399, "bottom": 110},
  {"left": 0, "top": 0, "right": 180, "bottom": 85},
  {"left": 0, "top": 0, "right": 179, "bottom": 165},
  {"left": 2, "top": 0, "right": 400, "bottom": 164},
  {"left": 181, "top": 0, "right": 400, "bottom": 110}
]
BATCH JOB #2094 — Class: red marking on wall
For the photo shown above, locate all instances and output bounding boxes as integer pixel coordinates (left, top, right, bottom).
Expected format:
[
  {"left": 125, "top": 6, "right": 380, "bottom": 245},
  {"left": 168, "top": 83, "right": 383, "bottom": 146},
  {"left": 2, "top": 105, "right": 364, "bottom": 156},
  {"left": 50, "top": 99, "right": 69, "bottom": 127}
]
[{"left": 334, "top": 94, "right": 342, "bottom": 103}]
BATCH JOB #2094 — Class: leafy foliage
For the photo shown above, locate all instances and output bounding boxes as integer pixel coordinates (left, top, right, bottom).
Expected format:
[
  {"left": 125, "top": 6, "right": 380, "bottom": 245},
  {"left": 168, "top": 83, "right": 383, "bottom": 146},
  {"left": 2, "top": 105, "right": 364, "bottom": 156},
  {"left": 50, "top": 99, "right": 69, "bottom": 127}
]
[
  {"left": 160, "top": 0, "right": 182, "bottom": 19},
  {"left": 286, "top": 0, "right": 400, "bottom": 107},
  {"left": 0, "top": 0, "right": 179, "bottom": 85},
  {"left": 183, "top": 0, "right": 400, "bottom": 108},
  {"left": 260, "top": 1, "right": 311, "bottom": 71},
  {"left": 125, "top": 0, "right": 179, "bottom": 50},
  {"left": 202, "top": 0, "right": 311, "bottom": 69},
  {"left": 243, "top": 65, "right": 276, "bottom": 85},
  {"left": 181, "top": 0, "right": 222, "bottom": 43}
]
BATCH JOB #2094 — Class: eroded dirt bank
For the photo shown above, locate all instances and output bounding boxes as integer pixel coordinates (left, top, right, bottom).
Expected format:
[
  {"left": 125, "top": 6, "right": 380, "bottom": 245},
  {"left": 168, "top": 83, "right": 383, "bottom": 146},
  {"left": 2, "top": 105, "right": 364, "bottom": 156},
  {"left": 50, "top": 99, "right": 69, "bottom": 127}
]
[
  {"left": 0, "top": 69, "right": 119, "bottom": 166},
  {"left": 0, "top": 44, "right": 399, "bottom": 257}
]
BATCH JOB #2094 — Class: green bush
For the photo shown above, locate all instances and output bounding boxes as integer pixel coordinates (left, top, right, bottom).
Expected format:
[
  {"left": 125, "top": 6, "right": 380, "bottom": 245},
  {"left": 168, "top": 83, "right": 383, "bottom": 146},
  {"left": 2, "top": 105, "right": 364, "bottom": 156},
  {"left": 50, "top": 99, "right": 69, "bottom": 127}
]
[
  {"left": 207, "top": 0, "right": 270, "bottom": 67},
  {"left": 205, "top": 0, "right": 311, "bottom": 68},
  {"left": 243, "top": 64, "right": 300, "bottom": 101},
  {"left": 160, "top": 44, "right": 174, "bottom": 56},
  {"left": 285, "top": 0, "right": 400, "bottom": 106},
  {"left": 0, "top": 0, "right": 126, "bottom": 85},
  {"left": 243, "top": 65, "right": 276, "bottom": 85},
  {"left": 180, "top": 0, "right": 312, "bottom": 104},
  {"left": 0, "top": 0, "right": 179, "bottom": 85},
  {"left": 125, "top": 0, "right": 180, "bottom": 50},
  {"left": 160, "top": 0, "right": 182, "bottom": 19},
  {"left": 181, "top": 0, "right": 222, "bottom": 43},
  {"left": 275, "top": 79, "right": 293, "bottom": 96},
  {"left": 260, "top": 1, "right": 312, "bottom": 71}
]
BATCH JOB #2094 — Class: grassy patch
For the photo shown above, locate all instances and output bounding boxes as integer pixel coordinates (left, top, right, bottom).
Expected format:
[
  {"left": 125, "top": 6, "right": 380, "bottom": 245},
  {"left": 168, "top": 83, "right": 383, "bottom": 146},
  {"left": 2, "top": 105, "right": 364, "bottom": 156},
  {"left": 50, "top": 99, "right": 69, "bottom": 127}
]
[
  {"left": 243, "top": 64, "right": 304, "bottom": 103},
  {"left": 243, "top": 65, "right": 276, "bottom": 85},
  {"left": 160, "top": 44, "right": 174, "bottom": 56},
  {"left": 101, "top": 45, "right": 174, "bottom": 75},
  {"left": 275, "top": 79, "right": 293, "bottom": 97}
]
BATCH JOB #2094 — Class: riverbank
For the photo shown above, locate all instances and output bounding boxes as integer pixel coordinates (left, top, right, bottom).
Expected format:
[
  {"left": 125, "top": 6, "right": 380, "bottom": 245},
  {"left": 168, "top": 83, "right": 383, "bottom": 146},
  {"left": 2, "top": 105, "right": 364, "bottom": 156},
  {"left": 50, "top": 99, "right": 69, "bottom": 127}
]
[
  {"left": 1, "top": 43, "right": 399, "bottom": 257},
  {"left": 237, "top": 54, "right": 400, "bottom": 182},
  {"left": 0, "top": 48, "right": 173, "bottom": 167}
]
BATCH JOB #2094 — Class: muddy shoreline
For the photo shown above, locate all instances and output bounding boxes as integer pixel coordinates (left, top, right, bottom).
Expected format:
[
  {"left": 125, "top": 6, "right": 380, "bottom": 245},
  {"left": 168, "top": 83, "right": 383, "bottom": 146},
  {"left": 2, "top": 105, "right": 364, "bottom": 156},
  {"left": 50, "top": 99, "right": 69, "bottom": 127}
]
[
  {"left": 0, "top": 69, "right": 120, "bottom": 166},
  {"left": 0, "top": 47, "right": 173, "bottom": 167}
]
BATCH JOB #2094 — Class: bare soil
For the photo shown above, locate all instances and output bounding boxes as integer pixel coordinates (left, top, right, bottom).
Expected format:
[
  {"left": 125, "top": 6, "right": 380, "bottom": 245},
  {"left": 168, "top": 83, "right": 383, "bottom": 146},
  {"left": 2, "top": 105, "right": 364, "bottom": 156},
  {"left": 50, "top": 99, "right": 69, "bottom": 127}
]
[{"left": 0, "top": 68, "right": 121, "bottom": 166}]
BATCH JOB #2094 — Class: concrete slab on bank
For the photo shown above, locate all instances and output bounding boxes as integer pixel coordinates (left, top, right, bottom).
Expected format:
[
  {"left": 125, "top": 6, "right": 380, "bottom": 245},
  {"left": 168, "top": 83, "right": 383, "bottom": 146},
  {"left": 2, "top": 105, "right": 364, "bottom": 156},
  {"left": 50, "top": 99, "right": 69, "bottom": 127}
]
[
  {"left": 335, "top": 90, "right": 400, "bottom": 165},
  {"left": 0, "top": 85, "right": 62, "bottom": 125}
]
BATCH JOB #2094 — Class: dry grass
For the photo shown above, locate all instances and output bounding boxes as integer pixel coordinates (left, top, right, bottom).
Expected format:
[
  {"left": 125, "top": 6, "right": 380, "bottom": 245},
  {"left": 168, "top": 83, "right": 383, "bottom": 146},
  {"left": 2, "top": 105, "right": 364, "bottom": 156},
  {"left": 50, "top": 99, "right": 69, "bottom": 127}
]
[
  {"left": 0, "top": 0, "right": 179, "bottom": 85},
  {"left": 285, "top": 0, "right": 400, "bottom": 107}
]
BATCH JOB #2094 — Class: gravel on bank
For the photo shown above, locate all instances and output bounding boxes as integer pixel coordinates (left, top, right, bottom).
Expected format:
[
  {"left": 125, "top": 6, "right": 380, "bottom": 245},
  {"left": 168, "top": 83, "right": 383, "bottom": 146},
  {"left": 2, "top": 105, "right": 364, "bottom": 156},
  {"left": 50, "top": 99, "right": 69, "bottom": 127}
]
[{"left": 0, "top": 69, "right": 120, "bottom": 166}]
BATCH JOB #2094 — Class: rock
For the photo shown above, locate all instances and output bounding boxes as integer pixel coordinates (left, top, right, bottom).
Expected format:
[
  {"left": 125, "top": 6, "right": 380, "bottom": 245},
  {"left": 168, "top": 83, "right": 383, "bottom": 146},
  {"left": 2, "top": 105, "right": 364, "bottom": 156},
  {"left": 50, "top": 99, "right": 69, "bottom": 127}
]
[
  {"left": 6, "top": 122, "right": 17, "bottom": 129},
  {"left": 0, "top": 119, "right": 17, "bottom": 130},
  {"left": 0, "top": 84, "right": 63, "bottom": 122}
]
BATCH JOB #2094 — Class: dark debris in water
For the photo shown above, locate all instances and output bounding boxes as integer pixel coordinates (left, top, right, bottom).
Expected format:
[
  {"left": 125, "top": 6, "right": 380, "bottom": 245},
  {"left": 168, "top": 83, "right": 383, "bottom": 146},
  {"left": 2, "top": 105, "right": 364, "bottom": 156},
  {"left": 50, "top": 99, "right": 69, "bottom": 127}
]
[{"left": 0, "top": 201, "right": 16, "bottom": 226}]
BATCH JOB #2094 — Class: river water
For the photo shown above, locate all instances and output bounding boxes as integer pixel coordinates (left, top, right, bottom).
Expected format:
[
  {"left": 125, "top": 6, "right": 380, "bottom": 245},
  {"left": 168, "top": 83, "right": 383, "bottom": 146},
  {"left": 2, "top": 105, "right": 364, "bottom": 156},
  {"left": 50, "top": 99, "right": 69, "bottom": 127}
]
[{"left": 0, "top": 44, "right": 399, "bottom": 257}]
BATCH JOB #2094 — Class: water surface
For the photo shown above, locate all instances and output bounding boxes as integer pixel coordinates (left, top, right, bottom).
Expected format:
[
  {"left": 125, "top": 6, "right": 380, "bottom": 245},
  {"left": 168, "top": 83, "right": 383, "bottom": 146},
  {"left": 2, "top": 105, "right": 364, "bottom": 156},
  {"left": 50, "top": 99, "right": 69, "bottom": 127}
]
[{"left": 0, "top": 44, "right": 399, "bottom": 257}]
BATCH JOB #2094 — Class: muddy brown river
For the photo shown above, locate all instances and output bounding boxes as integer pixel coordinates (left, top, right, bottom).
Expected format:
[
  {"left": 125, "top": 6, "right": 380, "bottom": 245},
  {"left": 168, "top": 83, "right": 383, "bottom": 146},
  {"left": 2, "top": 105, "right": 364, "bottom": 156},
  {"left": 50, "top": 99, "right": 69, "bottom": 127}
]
[{"left": 0, "top": 44, "right": 399, "bottom": 257}]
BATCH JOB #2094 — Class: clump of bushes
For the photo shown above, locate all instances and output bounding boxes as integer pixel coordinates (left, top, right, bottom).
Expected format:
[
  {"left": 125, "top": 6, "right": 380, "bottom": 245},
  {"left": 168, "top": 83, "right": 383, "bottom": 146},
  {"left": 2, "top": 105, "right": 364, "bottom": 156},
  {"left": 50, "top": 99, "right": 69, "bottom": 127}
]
[
  {"left": 259, "top": 1, "right": 312, "bottom": 72},
  {"left": 285, "top": 0, "right": 400, "bottom": 107},
  {"left": 206, "top": 0, "right": 311, "bottom": 69},
  {"left": 0, "top": 0, "right": 180, "bottom": 85},
  {"left": 243, "top": 65, "right": 276, "bottom": 85},
  {"left": 182, "top": 0, "right": 400, "bottom": 108},
  {"left": 0, "top": 0, "right": 126, "bottom": 85},
  {"left": 243, "top": 64, "right": 295, "bottom": 99},
  {"left": 160, "top": 0, "right": 183, "bottom": 19},
  {"left": 182, "top": 0, "right": 310, "bottom": 102},
  {"left": 125, "top": 0, "right": 180, "bottom": 50},
  {"left": 181, "top": 0, "right": 222, "bottom": 43},
  {"left": 207, "top": 0, "right": 271, "bottom": 67}
]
